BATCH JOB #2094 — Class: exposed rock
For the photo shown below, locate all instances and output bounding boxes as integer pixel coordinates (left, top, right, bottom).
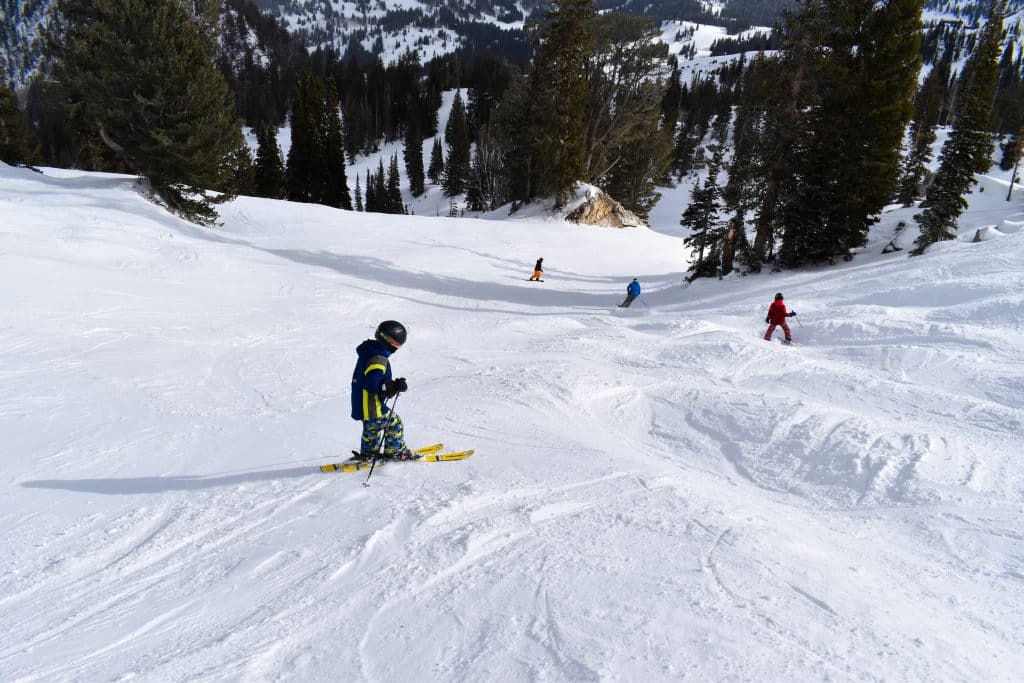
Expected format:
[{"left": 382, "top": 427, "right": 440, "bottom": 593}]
[
  {"left": 972, "top": 226, "right": 999, "bottom": 242},
  {"left": 566, "top": 188, "right": 645, "bottom": 228}
]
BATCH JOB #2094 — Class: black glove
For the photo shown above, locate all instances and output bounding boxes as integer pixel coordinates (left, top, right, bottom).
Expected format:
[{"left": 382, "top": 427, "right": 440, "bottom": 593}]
[
  {"left": 789, "top": 311, "right": 797, "bottom": 317},
  {"left": 380, "top": 377, "right": 408, "bottom": 398},
  {"left": 765, "top": 316, "right": 771, "bottom": 323}
]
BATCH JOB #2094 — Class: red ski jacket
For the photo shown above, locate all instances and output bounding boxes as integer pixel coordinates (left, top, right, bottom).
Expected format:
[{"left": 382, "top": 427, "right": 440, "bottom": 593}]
[{"left": 766, "top": 300, "right": 790, "bottom": 324}]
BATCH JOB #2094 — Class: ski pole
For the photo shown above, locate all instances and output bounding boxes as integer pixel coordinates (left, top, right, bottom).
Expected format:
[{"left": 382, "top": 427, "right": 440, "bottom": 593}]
[{"left": 364, "top": 393, "right": 400, "bottom": 487}]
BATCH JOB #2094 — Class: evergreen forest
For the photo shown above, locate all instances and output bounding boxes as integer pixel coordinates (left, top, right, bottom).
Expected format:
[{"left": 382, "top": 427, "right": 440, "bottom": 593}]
[{"left": 1, "top": 0, "right": 1021, "bottom": 264}]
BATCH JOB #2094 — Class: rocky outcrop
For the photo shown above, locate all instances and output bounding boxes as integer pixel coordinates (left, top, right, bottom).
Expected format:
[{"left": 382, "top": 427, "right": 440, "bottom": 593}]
[{"left": 566, "top": 187, "right": 645, "bottom": 228}]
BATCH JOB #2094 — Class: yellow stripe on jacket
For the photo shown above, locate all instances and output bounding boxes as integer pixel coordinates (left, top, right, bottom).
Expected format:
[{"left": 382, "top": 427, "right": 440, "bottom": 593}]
[{"left": 362, "top": 363, "right": 387, "bottom": 419}]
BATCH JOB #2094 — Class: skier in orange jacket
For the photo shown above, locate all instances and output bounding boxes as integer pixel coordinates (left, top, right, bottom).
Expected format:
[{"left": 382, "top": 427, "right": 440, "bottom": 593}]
[{"left": 529, "top": 257, "right": 544, "bottom": 281}]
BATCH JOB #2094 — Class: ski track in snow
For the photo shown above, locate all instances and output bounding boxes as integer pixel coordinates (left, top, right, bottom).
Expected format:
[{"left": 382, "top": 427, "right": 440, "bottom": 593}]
[{"left": 1, "top": 163, "right": 1023, "bottom": 681}]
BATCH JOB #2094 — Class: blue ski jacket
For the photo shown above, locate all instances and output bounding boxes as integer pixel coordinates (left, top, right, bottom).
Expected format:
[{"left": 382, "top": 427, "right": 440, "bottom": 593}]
[
  {"left": 351, "top": 339, "right": 394, "bottom": 421},
  {"left": 627, "top": 280, "right": 641, "bottom": 297}
]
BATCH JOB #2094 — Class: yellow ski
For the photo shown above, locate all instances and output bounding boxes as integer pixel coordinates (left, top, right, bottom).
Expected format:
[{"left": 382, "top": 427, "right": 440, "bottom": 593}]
[
  {"left": 320, "top": 447, "right": 474, "bottom": 473},
  {"left": 320, "top": 443, "right": 445, "bottom": 472}
]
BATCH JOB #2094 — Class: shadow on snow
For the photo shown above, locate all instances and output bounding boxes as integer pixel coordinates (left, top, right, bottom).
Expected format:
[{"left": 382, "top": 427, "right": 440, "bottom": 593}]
[{"left": 21, "top": 466, "right": 316, "bottom": 495}]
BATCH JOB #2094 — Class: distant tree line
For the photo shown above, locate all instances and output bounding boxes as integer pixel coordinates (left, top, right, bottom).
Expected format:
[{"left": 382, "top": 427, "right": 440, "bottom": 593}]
[{"left": 1, "top": 0, "right": 1018, "bottom": 262}]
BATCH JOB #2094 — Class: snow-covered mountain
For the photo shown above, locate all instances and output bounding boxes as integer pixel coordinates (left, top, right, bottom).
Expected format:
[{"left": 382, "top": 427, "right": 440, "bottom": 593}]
[
  {"left": 0, "top": 0, "right": 55, "bottom": 89},
  {"left": 0, "top": 1, "right": 796, "bottom": 93},
  {"left": 5, "top": 0, "right": 1022, "bottom": 96},
  {"left": 245, "top": 0, "right": 795, "bottom": 64},
  {"left": 2, "top": 156, "right": 1023, "bottom": 679}
]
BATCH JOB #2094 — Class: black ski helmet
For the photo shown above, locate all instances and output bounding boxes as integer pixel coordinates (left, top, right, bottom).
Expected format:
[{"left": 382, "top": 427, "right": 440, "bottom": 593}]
[
  {"left": 775, "top": 292, "right": 784, "bottom": 300},
  {"left": 375, "top": 320, "right": 407, "bottom": 351}
]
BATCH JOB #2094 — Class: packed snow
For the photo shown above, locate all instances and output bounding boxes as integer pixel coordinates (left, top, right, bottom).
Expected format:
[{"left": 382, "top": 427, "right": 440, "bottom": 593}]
[{"left": 1, "top": 161, "right": 1023, "bottom": 681}]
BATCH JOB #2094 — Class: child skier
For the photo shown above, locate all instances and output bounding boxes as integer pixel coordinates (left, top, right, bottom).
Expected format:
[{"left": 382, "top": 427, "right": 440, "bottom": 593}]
[
  {"left": 529, "top": 257, "right": 544, "bottom": 281},
  {"left": 764, "top": 292, "right": 797, "bottom": 343},
  {"left": 350, "top": 320, "right": 415, "bottom": 461},
  {"left": 619, "top": 278, "right": 642, "bottom": 307}
]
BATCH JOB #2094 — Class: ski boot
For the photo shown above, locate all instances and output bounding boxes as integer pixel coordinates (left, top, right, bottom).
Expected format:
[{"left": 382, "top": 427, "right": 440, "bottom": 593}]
[{"left": 388, "top": 448, "right": 421, "bottom": 461}]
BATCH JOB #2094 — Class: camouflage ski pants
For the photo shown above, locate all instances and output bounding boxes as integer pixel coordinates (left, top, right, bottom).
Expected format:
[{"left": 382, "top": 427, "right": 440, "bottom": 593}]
[{"left": 360, "top": 412, "right": 406, "bottom": 457}]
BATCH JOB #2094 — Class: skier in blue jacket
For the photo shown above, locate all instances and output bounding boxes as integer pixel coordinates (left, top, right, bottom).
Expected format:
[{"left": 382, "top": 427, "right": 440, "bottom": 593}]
[
  {"left": 350, "top": 320, "right": 415, "bottom": 461},
  {"left": 619, "top": 278, "right": 642, "bottom": 307}
]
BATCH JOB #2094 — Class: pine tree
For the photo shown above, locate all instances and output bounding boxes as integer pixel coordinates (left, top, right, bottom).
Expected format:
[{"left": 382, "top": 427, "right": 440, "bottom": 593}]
[
  {"left": 582, "top": 13, "right": 672, "bottom": 217},
  {"left": 490, "top": 73, "right": 538, "bottom": 206},
  {"left": 386, "top": 153, "right": 403, "bottom": 214},
  {"left": 719, "top": 59, "right": 766, "bottom": 275},
  {"left": 323, "top": 81, "right": 352, "bottom": 210},
  {"left": 681, "top": 148, "right": 724, "bottom": 279},
  {"left": 364, "top": 168, "right": 376, "bottom": 212},
  {"left": 54, "top": 0, "right": 246, "bottom": 222},
  {"left": 896, "top": 62, "right": 949, "bottom": 207},
  {"left": 776, "top": 0, "right": 924, "bottom": 267},
  {"left": 992, "top": 41, "right": 1024, "bottom": 136},
  {"left": 286, "top": 73, "right": 325, "bottom": 203},
  {"left": 913, "top": 0, "right": 1005, "bottom": 254},
  {"left": 1000, "top": 126, "right": 1023, "bottom": 172},
  {"left": 0, "top": 82, "right": 34, "bottom": 165},
  {"left": 749, "top": 0, "right": 827, "bottom": 268},
  {"left": 600, "top": 110, "right": 672, "bottom": 221},
  {"left": 354, "top": 175, "right": 363, "bottom": 211},
  {"left": 374, "top": 158, "right": 386, "bottom": 212},
  {"left": 404, "top": 115, "right": 425, "bottom": 197},
  {"left": 254, "top": 124, "right": 285, "bottom": 199},
  {"left": 895, "top": 120, "right": 936, "bottom": 206},
  {"left": 465, "top": 125, "right": 510, "bottom": 212},
  {"left": 427, "top": 136, "right": 444, "bottom": 185},
  {"left": 231, "top": 143, "right": 256, "bottom": 197},
  {"left": 442, "top": 90, "right": 471, "bottom": 197},
  {"left": 833, "top": 0, "right": 923, "bottom": 250},
  {"left": 661, "top": 63, "right": 682, "bottom": 134},
  {"left": 529, "top": 0, "right": 595, "bottom": 207}
]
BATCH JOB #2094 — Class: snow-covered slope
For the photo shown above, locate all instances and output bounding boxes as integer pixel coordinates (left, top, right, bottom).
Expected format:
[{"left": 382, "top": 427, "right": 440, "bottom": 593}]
[{"left": 1, "top": 162, "right": 1022, "bottom": 680}]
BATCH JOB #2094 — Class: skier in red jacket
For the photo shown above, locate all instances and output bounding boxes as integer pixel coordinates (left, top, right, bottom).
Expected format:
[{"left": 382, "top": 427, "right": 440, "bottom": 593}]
[{"left": 764, "top": 292, "right": 797, "bottom": 343}]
